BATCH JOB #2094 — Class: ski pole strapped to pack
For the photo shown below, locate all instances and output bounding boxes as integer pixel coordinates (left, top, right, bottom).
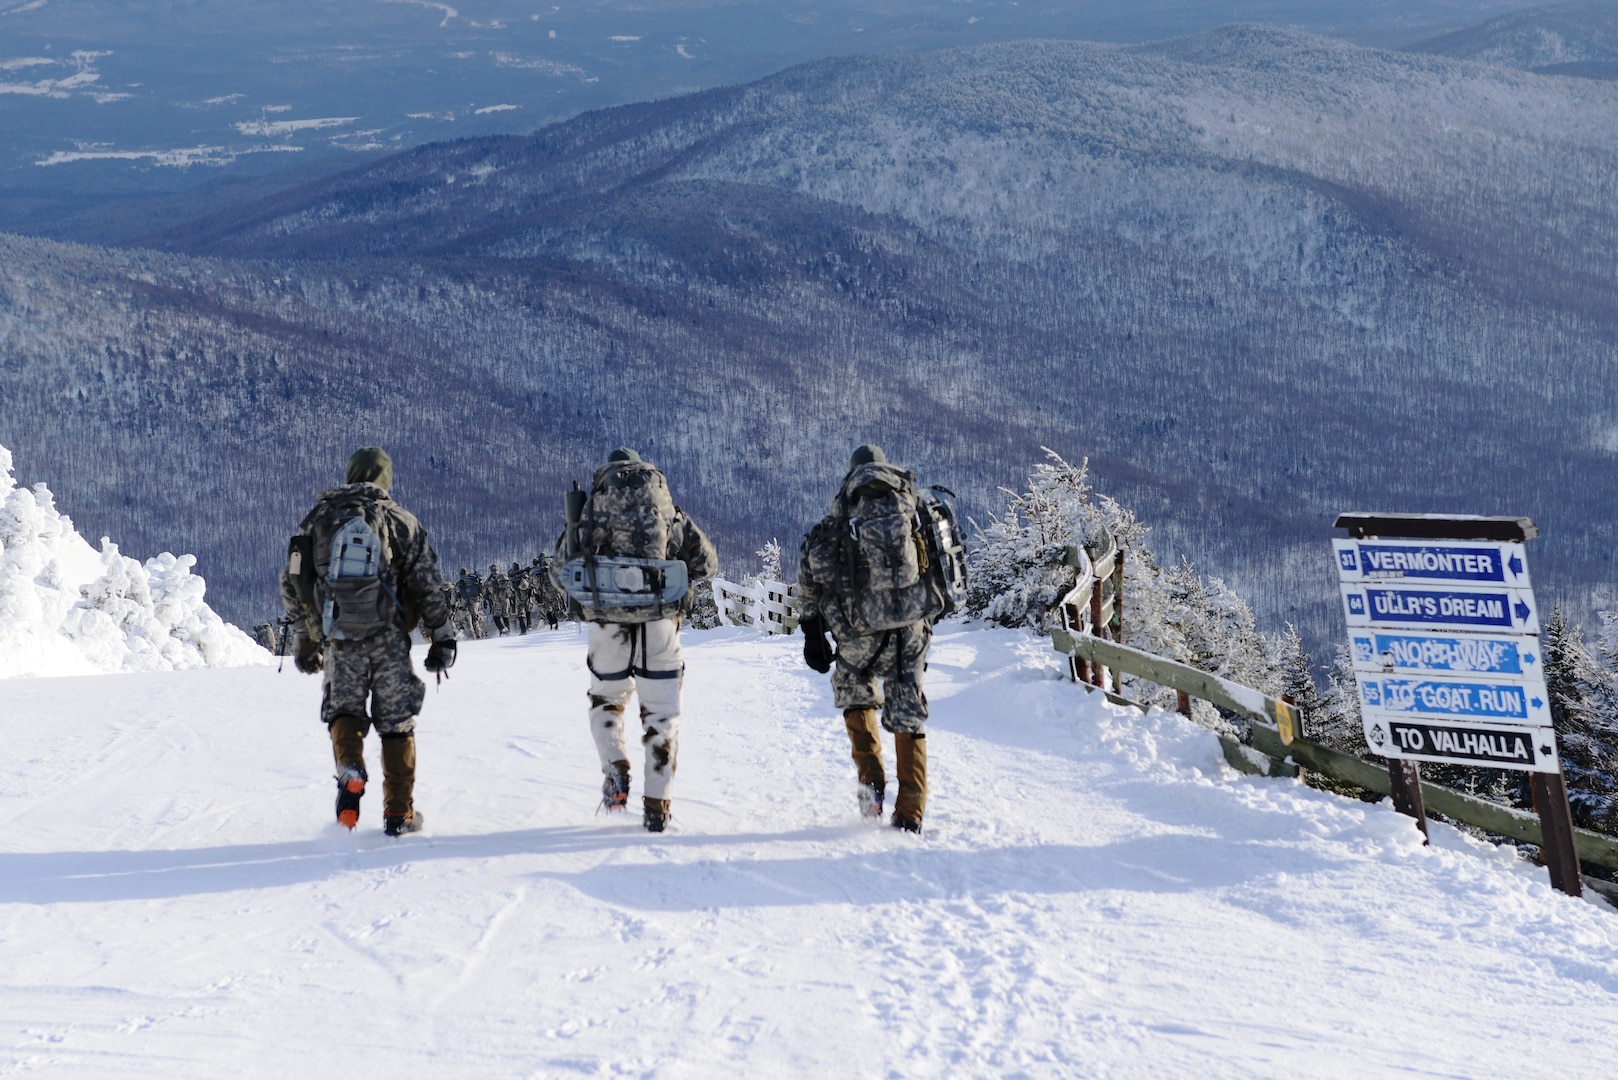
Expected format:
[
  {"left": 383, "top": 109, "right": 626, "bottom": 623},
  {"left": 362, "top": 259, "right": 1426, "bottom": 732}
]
[{"left": 558, "top": 556, "right": 689, "bottom": 623}]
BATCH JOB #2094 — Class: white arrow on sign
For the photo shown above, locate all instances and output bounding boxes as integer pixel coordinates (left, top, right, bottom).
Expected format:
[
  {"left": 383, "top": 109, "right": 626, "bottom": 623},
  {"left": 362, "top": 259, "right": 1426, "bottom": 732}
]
[
  {"left": 1361, "top": 713, "right": 1559, "bottom": 773},
  {"left": 1333, "top": 538, "right": 1531, "bottom": 588},
  {"left": 1341, "top": 583, "right": 1539, "bottom": 635},
  {"left": 1348, "top": 629, "right": 1541, "bottom": 679}
]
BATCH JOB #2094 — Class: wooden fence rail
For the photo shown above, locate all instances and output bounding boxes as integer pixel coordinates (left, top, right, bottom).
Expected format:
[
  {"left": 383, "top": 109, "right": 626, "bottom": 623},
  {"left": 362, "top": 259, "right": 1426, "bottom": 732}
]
[
  {"left": 712, "top": 577, "right": 800, "bottom": 635},
  {"left": 1051, "top": 629, "right": 1618, "bottom": 879}
]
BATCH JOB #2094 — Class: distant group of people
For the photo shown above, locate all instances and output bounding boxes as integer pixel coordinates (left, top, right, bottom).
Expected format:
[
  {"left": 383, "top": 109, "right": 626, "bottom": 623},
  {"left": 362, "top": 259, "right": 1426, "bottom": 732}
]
[
  {"left": 276, "top": 443, "right": 965, "bottom": 837},
  {"left": 446, "top": 559, "right": 567, "bottom": 639}
]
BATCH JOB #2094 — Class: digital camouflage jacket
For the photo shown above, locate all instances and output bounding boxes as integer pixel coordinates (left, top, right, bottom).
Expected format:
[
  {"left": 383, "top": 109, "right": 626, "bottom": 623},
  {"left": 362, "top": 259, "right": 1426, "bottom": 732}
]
[{"left": 281, "top": 482, "right": 453, "bottom": 644}]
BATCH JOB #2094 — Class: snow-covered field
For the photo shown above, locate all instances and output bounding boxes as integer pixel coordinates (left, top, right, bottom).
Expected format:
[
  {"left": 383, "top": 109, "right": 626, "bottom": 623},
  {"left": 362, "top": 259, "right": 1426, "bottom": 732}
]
[{"left": 3, "top": 624, "right": 1616, "bottom": 1077}]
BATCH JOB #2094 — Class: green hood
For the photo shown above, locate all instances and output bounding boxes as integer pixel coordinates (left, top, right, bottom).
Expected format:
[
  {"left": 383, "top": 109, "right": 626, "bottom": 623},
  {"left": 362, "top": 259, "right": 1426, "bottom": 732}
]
[{"left": 345, "top": 447, "right": 393, "bottom": 492}]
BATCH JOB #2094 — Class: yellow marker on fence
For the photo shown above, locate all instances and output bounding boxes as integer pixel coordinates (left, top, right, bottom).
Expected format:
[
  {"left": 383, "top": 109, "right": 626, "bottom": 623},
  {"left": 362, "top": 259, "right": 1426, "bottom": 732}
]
[{"left": 1274, "top": 700, "right": 1296, "bottom": 746}]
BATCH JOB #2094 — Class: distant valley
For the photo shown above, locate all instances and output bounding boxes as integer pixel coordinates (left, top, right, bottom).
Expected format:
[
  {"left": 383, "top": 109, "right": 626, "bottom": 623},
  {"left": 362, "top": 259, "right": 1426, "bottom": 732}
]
[
  {"left": 4, "top": 18, "right": 1618, "bottom": 663},
  {"left": 0, "top": 0, "right": 1549, "bottom": 240}
]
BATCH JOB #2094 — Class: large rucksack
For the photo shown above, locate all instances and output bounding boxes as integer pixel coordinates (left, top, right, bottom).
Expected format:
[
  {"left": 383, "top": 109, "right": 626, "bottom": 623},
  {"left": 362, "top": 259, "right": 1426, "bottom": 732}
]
[
  {"left": 560, "top": 460, "right": 689, "bottom": 623},
  {"left": 807, "top": 462, "right": 966, "bottom": 636},
  {"left": 587, "top": 460, "right": 676, "bottom": 559}
]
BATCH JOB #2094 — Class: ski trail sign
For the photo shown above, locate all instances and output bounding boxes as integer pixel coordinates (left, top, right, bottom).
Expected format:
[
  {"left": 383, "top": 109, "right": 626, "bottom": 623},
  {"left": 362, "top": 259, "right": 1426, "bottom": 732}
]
[
  {"left": 1334, "top": 513, "right": 1578, "bottom": 896},
  {"left": 1333, "top": 513, "right": 1556, "bottom": 774},
  {"left": 1348, "top": 630, "right": 1540, "bottom": 679},
  {"left": 1362, "top": 715, "right": 1559, "bottom": 770},
  {"left": 1356, "top": 675, "right": 1551, "bottom": 727},
  {"left": 1340, "top": 582, "right": 1539, "bottom": 634},
  {"left": 1333, "top": 538, "right": 1531, "bottom": 587}
]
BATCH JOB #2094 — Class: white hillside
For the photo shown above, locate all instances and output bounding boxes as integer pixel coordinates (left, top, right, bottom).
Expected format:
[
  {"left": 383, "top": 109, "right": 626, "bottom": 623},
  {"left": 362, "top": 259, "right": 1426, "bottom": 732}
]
[
  {"left": 2, "top": 625, "right": 1613, "bottom": 1076},
  {"left": 0, "top": 444, "right": 265, "bottom": 678}
]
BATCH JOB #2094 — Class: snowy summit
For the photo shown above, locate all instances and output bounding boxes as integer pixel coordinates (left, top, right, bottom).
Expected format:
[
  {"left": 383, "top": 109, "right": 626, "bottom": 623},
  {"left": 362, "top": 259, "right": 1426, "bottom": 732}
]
[{"left": 3, "top": 623, "right": 1614, "bottom": 1074}]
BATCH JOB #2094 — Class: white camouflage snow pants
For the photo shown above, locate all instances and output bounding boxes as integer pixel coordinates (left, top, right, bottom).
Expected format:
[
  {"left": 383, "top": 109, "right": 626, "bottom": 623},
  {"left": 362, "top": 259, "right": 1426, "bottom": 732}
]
[{"left": 586, "top": 618, "right": 684, "bottom": 799}]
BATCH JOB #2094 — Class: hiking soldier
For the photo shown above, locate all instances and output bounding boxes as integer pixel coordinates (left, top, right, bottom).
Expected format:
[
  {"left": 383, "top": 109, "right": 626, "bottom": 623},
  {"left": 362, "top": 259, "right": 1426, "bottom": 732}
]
[
  {"left": 485, "top": 563, "right": 514, "bottom": 635},
  {"left": 281, "top": 447, "right": 457, "bottom": 836},
  {"left": 797, "top": 445, "right": 967, "bottom": 833},
  {"left": 534, "top": 554, "right": 564, "bottom": 629},
  {"left": 454, "top": 567, "right": 485, "bottom": 639},
  {"left": 553, "top": 447, "right": 717, "bottom": 832},
  {"left": 510, "top": 561, "right": 534, "bottom": 634}
]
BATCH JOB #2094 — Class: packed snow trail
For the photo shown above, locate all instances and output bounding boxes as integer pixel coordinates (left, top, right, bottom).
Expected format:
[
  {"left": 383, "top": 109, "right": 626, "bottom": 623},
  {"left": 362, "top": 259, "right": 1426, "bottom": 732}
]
[{"left": 3, "top": 625, "right": 1616, "bottom": 1077}]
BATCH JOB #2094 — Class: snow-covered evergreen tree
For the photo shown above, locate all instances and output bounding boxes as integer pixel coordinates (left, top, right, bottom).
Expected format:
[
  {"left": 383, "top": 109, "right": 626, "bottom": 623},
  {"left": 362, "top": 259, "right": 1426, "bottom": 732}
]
[
  {"left": 1310, "top": 644, "right": 1366, "bottom": 755},
  {"left": 755, "top": 539, "right": 784, "bottom": 584},
  {"left": 1543, "top": 606, "right": 1618, "bottom": 834},
  {"left": 687, "top": 577, "right": 723, "bottom": 630},
  {"left": 969, "top": 449, "right": 1292, "bottom": 730}
]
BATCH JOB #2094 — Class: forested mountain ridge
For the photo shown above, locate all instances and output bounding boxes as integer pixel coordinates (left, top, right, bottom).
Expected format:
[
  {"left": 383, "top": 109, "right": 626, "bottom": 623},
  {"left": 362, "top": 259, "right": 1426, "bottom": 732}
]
[
  {"left": 1410, "top": 1, "right": 1618, "bottom": 78},
  {"left": 4, "top": 27, "right": 1618, "bottom": 651}
]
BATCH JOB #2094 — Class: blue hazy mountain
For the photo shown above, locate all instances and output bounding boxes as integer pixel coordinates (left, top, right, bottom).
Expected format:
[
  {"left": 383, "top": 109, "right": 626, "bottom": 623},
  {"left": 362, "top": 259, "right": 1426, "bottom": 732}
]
[
  {"left": 4, "top": 26, "right": 1616, "bottom": 661},
  {"left": 1409, "top": 1, "right": 1618, "bottom": 77},
  {"left": 0, "top": 0, "right": 1549, "bottom": 239}
]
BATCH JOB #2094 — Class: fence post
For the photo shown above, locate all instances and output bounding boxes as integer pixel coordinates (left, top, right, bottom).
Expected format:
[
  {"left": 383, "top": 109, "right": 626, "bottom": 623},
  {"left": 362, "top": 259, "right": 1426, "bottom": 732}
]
[
  {"left": 1112, "top": 551, "right": 1124, "bottom": 640},
  {"left": 1387, "top": 761, "right": 1430, "bottom": 844},
  {"left": 1089, "top": 581, "right": 1105, "bottom": 687},
  {"left": 1531, "top": 770, "right": 1584, "bottom": 897},
  {"left": 1176, "top": 690, "right": 1192, "bottom": 719}
]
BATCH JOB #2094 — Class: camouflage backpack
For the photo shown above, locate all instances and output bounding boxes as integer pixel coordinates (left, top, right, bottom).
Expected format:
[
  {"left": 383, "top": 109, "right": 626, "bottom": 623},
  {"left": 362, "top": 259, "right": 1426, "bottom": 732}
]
[
  {"left": 806, "top": 461, "right": 942, "bottom": 636},
  {"left": 585, "top": 459, "right": 676, "bottom": 559},
  {"left": 287, "top": 490, "right": 404, "bottom": 642},
  {"left": 560, "top": 459, "right": 689, "bottom": 623}
]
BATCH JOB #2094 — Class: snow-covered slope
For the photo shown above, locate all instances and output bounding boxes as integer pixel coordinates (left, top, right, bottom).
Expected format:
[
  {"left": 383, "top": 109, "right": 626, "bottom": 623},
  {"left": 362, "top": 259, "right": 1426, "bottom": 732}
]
[
  {"left": 3, "top": 624, "right": 1613, "bottom": 1076},
  {"left": 0, "top": 443, "right": 265, "bottom": 679}
]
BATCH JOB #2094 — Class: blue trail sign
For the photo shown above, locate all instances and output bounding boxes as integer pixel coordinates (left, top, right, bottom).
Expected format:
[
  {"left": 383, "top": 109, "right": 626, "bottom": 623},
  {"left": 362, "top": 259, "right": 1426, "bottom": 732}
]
[
  {"left": 1361, "top": 714, "right": 1559, "bottom": 773},
  {"left": 1340, "top": 583, "right": 1539, "bottom": 635},
  {"left": 1348, "top": 630, "right": 1540, "bottom": 679},
  {"left": 1356, "top": 674, "right": 1551, "bottom": 727},
  {"left": 1333, "top": 538, "right": 1531, "bottom": 587}
]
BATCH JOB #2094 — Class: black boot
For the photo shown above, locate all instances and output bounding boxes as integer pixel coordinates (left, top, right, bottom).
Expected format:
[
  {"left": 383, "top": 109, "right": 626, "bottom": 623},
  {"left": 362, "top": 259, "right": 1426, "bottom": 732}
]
[
  {"left": 643, "top": 797, "right": 670, "bottom": 833},
  {"left": 600, "top": 760, "right": 631, "bottom": 812},
  {"left": 335, "top": 764, "right": 367, "bottom": 830}
]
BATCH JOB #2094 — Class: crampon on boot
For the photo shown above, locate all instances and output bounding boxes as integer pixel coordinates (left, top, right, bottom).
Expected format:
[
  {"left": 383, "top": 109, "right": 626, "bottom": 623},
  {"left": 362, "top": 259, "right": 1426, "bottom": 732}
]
[
  {"left": 335, "top": 764, "right": 368, "bottom": 830},
  {"left": 600, "top": 761, "right": 631, "bottom": 814},
  {"left": 858, "top": 782, "right": 886, "bottom": 821},
  {"left": 384, "top": 810, "right": 424, "bottom": 837},
  {"left": 643, "top": 797, "right": 670, "bottom": 834},
  {"left": 890, "top": 812, "right": 922, "bottom": 834}
]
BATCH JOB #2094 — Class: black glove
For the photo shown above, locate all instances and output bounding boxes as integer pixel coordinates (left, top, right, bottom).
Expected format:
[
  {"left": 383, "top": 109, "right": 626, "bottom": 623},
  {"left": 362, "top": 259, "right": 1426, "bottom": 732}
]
[
  {"left": 801, "top": 614, "right": 833, "bottom": 674},
  {"left": 294, "top": 635, "right": 323, "bottom": 675},
  {"left": 424, "top": 638, "right": 457, "bottom": 674}
]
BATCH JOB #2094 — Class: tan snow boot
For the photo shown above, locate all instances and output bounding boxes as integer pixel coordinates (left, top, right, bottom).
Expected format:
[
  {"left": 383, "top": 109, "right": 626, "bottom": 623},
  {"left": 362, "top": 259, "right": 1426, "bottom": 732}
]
[{"left": 893, "top": 731, "right": 927, "bottom": 831}]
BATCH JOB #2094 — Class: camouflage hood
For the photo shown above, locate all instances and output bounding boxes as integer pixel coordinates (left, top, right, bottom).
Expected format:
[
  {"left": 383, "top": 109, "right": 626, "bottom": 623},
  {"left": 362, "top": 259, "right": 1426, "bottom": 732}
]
[
  {"left": 317, "top": 481, "right": 393, "bottom": 512},
  {"left": 834, "top": 461, "right": 916, "bottom": 513}
]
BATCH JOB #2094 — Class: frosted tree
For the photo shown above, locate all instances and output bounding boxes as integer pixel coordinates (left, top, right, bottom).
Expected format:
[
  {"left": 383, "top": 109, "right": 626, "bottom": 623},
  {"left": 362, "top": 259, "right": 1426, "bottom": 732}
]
[
  {"left": 969, "top": 448, "right": 1292, "bottom": 728},
  {"left": 755, "top": 538, "right": 784, "bottom": 584},
  {"left": 686, "top": 576, "right": 723, "bottom": 630},
  {"left": 1543, "top": 606, "right": 1618, "bottom": 833}
]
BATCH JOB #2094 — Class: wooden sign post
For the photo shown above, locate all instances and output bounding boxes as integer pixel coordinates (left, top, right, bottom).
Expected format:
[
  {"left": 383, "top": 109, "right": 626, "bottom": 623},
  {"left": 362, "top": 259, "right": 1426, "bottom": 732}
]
[{"left": 1334, "top": 513, "right": 1581, "bottom": 896}]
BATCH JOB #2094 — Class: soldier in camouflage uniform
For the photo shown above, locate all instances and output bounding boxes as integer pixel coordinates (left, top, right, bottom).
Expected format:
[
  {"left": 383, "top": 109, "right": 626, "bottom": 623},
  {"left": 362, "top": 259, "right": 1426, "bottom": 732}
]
[
  {"left": 485, "top": 563, "right": 514, "bottom": 635},
  {"left": 798, "top": 445, "right": 935, "bottom": 833},
  {"left": 554, "top": 447, "right": 717, "bottom": 832},
  {"left": 281, "top": 447, "right": 456, "bottom": 837},
  {"left": 509, "top": 561, "right": 533, "bottom": 634},
  {"left": 454, "top": 567, "right": 486, "bottom": 639},
  {"left": 534, "top": 554, "right": 564, "bottom": 629}
]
